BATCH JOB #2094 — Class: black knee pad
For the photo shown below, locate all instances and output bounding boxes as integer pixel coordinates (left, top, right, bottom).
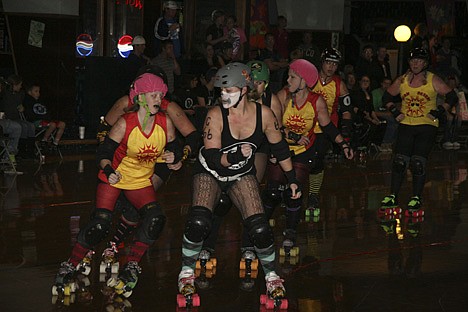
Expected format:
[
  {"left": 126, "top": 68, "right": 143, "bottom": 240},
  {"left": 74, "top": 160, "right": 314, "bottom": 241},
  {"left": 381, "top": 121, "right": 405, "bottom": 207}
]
[
  {"left": 283, "top": 188, "right": 302, "bottom": 209},
  {"left": 184, "top": 206, "right": 212, "bottom": 243},
  {"left": 244, "top": 213, "right": 274, "bottom": 249},
  {"left": 77, "top": 209, "right": 112, "bottom": 248},
  {"left": 392, "top": 154, "right": 409, "bottom": 174},
  {"left": 261, "top": 186, "right": 282, "bottom": 208},
  {"left": 410, "top": 156, "right": 426, "bottom": 176},
  {"left": 136, "top": 202, "right": 166, "bottom": 244},
  {"left": 213, "top": 193, "right": 232, "bottom": 217}
]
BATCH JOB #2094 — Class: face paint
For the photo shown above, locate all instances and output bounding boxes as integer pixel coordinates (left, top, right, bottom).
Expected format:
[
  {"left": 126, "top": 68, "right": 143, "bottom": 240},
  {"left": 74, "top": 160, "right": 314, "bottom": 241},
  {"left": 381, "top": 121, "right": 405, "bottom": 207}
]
[{"left": 221, "top": 90, "right": 241, "bottom": 109}]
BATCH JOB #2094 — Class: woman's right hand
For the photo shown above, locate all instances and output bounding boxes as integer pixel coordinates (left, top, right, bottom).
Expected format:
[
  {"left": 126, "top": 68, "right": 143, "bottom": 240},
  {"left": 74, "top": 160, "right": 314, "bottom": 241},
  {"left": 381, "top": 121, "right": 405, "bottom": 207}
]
[{"left": 108, "top": 171, "right": 122, "bottom": 185}]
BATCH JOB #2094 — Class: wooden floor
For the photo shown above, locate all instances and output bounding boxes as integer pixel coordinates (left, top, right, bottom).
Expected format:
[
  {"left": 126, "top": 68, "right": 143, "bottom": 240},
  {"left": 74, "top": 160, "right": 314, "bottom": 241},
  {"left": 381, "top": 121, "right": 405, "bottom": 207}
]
[{"left": 0, "top": 146, "right": 467, "bottom": 312}]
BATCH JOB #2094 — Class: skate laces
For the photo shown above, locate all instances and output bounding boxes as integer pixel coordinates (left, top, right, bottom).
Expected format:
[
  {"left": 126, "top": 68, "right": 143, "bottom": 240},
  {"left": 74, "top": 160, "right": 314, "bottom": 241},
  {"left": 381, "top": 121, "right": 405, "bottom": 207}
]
[
  {"left": 243, "top": 250, "right": 256, "bottom": 260},
  {"left": 198, "top": 249, "right": 211, "bottom": 260},
  {"left": 178, "top": 269, "right": 196, "bottom": 294}
]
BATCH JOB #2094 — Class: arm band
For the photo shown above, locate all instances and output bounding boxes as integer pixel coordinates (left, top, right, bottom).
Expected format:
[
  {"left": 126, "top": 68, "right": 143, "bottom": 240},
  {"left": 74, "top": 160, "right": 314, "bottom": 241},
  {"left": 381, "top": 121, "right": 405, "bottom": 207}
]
[
  {"left": 287, "top": 131, "right": 302, "bottom": 143},
  {"left": 321, "top": 122, "right": 340, "bottom": 141},
  {"left": 165, "top": 139, "right": 183, "bottom": 164},
  {"left": 96, "top": 136, "right": 119, "bottom": 166},
  {"left": 388, "top": 104, "right": 401, "bottom": 119},
  {"left": 184, "top": 131, "right": 200, "bottom": 155},
  {"left": 445, "top": 90, "right": 458, "bottom": 108},
  {"left": 270, "top": 139, "right": 291, "bottom": 162},
  {"left": 201, "top": 148, "right": 224, "bottom": 171},
  {"left": 103, "top": 164, "right": 116, "bottom": 179},
  {"left": 382, "top": 90, "right": 394, "bottom": 106},
  {"left": 284, "top": 169, "right": 298, "bottom": 186},
  {"left": 339, "top": 94, "right": 352, "bottom": 113}
]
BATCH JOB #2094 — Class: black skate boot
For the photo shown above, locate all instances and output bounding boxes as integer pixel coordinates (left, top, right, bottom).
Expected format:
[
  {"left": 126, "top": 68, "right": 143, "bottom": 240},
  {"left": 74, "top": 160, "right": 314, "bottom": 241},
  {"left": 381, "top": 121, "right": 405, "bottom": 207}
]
[{"left": 107, "top": 261, "right": 141, "bottom": 298}]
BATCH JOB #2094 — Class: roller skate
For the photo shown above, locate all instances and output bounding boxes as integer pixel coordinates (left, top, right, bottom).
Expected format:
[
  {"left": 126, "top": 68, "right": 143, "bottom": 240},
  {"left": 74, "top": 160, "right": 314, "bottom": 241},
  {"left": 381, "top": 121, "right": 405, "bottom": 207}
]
[
  {"left": 279, "top": 229, "right": 299, "bottom": 265},
  {"left": 405, "top": 196, "right": 424, "bottom": 221},
  {"left": 195, "top": 248, "right": 217, "bottom": 278},
  {"left": 76, "top": 250, "right": 94, "bottom": 276},
  {"left": 378, "top": 194, "right": 402, "bottom": 217},
  {"left": 107, "top": 261, "right": 141, "bottom": 298},
  {"left": 52, "top": 261, "right": 78, "bottom": 305},
  {"left": 239, "top": 249, "right": 259, "bottom": 291},
  {"left": 102, "top": 285, "right": 132, "bottom": 311},
  {"left": 100, "top": 241, "right": 120, "bottom": 279},
  {"left": 260, "top": 271, "right": 288, "bottom": 310},
  {"left": 177, "top": 268, "right": 200, "bottom": 308},
  {"left": 305, "top": 194, "right": 320, "bottom": 222}
]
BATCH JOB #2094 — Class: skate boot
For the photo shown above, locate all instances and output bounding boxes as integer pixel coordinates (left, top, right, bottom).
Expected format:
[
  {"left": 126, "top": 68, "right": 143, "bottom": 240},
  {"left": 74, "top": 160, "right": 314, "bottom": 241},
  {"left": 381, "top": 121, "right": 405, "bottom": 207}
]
[
  {"left": 405, "top": 196, "right": 424, "bottom": 219},
  {"left": 279, "top": 229, "right": 299, "bottom": 263},
  {"left": 195, "top": 248, "right": 217, "bottom": 278},
  {"left": 239, "top": 249, "right": 258, "bottom": 291},
  {"left": 52, "top": 261, "right": 78, "bottom": 304},
  {"left": 176, "top": 268, "right": 200, "bottom": 308},
  {"left": 260, "top": 271, "right": 288, "bottom": 310},
  {"left": 379, "top": 194, "right": 402, "bottom": 216},
  {"left": 76, "top": 250, "right": 94, "bottom": 276},
  {"left": 100, "top": 241, "right": 120, "bottom": 277},
  {"left": 107, "top": 261, "right": 141, "bottom": 298},
  {"left": 305, "top": 194, "right": 320, "bottom": 222}
]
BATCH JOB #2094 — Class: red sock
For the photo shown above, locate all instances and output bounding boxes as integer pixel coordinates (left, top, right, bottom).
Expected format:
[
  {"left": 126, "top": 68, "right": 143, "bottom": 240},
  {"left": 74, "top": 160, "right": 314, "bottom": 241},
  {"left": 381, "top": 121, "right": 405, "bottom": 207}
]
[
  {"left": 126, "top": 241, "right": 150, "bottom": 263},
  {"left": 69, "top": 242, "right": 89, "bottom": 267}
]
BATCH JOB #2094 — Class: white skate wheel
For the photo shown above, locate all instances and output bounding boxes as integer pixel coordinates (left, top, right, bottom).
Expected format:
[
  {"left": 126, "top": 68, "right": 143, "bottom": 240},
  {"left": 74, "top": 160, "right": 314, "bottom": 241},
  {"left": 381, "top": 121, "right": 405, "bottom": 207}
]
[
  {"left": 81, "top": 277, "right": 90, "bottom": 287},
  {"left": 52, "top": 285, "right": 58, "bottom": 296},
  {"left": 100, "top": 263, "right": 107, "bottom": 274},
  {"left": 99, "top": 274, "right": 107, "bottom": 283},
  {"left": 107, "top": 277, "right": 118, "bottom": 287},
  {"left": 82, "top": 266, "right": 91, "bottom": 275},
  {"left": 122, "top": 290, "right": 132, "bottom": 298},
  {"left": 111, "top": 263, "right": 119, "bottom": 274}
]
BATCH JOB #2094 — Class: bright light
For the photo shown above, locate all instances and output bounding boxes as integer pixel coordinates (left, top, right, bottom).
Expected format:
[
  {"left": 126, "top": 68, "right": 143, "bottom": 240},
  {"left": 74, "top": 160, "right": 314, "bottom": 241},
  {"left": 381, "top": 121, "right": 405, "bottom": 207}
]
[{"left": 394, "top": 25, "right": 411, "bottom": 42}]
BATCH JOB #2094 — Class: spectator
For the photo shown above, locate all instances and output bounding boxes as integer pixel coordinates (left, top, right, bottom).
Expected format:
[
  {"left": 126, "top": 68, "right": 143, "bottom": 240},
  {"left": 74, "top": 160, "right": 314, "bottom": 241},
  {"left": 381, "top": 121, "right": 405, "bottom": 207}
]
[
  {"left": 223, "top": 15, "right": 247, "bottom": 61},
  {"left": 441, "top": 75, "right": 464, "bottom": 150},
  {"left": 0, "top": 78, "right": 22, "bottom": 167},
  {"left": 23, "top": 83, "right": 66, "bottom": 146},
  {"left": 172, "top": 74, "right": 199, "bottom": 115},
  {"left": 297, "top": 31, "right": 321, "bottom": 68},
  {"left": 436, "top": 37, "right": 461, "bottom": 80},
  {"left": 345, "top": 72, "right": 357, "bottom": 92},
  {"left": 272, "top": 15, "right": 289, "bottom": 60},
  {"left": 259, "top": 33, "right": 289, "bottom": 93},
  {"left": 151, "top": 40, "right": 181, "bottom": 94},
  {"left": 194, "top": 68, "right": 219, "bottom": 134},
  {"left": 123, "top": 35, "right": 151, "bottom": 87},
  {"left": 372, "top": 77, "right": 398, "bottom": 152},
  {"left": 193, "top": 43, "right": 224, "bottom": 79},
  {"left": 206, "top": 10, "right": 228, "bottom": 54},
  {"left": 355, "top": 44, "right": 379, "bottom": 81},
  {"left": 219, "top": 41, "right": 234, "bottom": 65},
  {"left": 371, "top": 45, "right": 392, "bottom": 90},
  {"left": 154, "top": 1, "right": 183, "bottom": 59}
]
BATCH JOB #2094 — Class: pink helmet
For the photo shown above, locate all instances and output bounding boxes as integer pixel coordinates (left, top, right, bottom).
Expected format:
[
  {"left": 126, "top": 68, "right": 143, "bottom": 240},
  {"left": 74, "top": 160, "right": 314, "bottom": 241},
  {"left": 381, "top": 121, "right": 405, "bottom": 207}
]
[
  {"left": 129, "top": 73, "right": 168, "bottom": 104},
  {"left": 289, "top": 59, "right": 319, "bottom": 88}
]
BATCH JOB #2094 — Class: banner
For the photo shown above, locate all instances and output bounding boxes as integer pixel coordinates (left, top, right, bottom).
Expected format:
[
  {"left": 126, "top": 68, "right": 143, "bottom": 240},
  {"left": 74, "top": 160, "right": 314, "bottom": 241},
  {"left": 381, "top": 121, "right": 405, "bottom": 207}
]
[{"left": 425, "top": 0, "right": 455, "bottom": 36}]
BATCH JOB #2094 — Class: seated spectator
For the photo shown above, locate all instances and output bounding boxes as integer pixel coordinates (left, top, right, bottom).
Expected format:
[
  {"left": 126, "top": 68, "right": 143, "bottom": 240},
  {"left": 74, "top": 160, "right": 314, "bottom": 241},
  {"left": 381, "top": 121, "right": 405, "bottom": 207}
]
[
  {"left": 259, "top": 32, "right": 289, "bottom": 93},
  {"left": 441, "top": 75, "right": 465, "bottom": 150},
  {"left": 172, "top": 74, "right": 199, "bottom": 115},
  {"left": 345, "top": 72, "right": 357, "bottom": 92},
  {"left": 193, "top": 67, "right": 219, "bottom": 133},
  {"left": 151, "top": 39, "right": 181, "bottom": 94},
  {"left": 0, "top": 78, "right": 22, "bottom": 166},
  {"left": 223, "top": 14, "right": 246, "bottom": 61},
  {"left": 23, "top": 83, "right": 66, "bottom": 146},
  {"left": 0, "top": 74, "right": 36, "bottom": 158},
  {"left": 297, "top": 31, "right": 321, "bottom": 68},
  {"left": 192, "top": 43, "right": 224, "bottom": 79},
  {"left": 219, "top": 41, "right": 234, "bottom": 65}
]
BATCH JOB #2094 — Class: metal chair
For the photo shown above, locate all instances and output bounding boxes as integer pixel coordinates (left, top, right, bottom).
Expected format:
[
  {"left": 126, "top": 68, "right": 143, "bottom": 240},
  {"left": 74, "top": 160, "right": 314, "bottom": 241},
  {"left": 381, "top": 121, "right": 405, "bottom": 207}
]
[{"left": 0, "top": 135, "right": 18, "bottom": 175}]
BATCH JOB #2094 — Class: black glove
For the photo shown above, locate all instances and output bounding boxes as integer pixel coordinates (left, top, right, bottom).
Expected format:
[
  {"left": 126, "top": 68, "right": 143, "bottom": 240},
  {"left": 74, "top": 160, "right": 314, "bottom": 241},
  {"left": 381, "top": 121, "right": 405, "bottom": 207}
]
[
  {"left": 103, "top": 164, "right": 116, "bottom": 179},
  {"left": 287, "top": 131, "right": 302, "bottom": 143},
  {"left": 388, "top": 105, "right": 402, "bottom": 119},
  {"left": 428, "top": 105, "right": 446, "bottom": 121},
  {"left": 226, "top": 146, "right": 247, "bottom": 164}
]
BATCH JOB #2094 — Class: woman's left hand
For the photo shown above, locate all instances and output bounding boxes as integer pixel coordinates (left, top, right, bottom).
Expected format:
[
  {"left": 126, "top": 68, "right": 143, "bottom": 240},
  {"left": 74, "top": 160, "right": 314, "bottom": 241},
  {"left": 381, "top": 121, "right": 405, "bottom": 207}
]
[{"left": 289, "top": 183, "right": 302, "bottom": 199}]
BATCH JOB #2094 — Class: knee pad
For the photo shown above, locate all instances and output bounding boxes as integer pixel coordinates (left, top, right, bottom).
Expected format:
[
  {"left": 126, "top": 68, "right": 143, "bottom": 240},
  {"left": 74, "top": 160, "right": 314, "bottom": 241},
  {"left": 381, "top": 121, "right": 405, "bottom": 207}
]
[
  {"left": 136, "top": 202, "right": 166, "bottom": 244},
  {"left": 283, "top": 188, "right": 302, "bottom": 209},
  {"left": 244, "top": 214, "right": 274, "bottom": 249},
  {"left": 261, "top": 186, "right": 282, "bottom": 208},
  {"left": 392, "top": 154, "right": 409, "bottom": 174},
  {"left": 213, "top": 193, "right": 232, "bottom": 217},
  {"left": 410, "top": 156, "right": 426, "bottom": 176},
  {"left": 184, "top": 206, "right": 212, "bottom": 243},
  {"left": 77, "top": 209, "right": 112, "bottom": 248}
]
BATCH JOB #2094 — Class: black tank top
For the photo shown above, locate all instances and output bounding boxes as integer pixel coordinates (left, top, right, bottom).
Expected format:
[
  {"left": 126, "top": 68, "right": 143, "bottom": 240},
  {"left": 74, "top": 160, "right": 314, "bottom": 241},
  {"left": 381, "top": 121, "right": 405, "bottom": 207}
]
[{"left": 199, "top": 103, "right": 265, "bottom": 182}]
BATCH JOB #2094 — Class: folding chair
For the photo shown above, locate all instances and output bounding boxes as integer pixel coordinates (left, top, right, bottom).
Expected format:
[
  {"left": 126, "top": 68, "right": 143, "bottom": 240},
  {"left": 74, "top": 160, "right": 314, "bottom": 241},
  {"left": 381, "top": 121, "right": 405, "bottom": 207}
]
[
  {"left": 19, "top": 112, "right": 62, "bottom": 161},
  {"left": 0, "top": 135, "right": 18, "bottom": 175}
]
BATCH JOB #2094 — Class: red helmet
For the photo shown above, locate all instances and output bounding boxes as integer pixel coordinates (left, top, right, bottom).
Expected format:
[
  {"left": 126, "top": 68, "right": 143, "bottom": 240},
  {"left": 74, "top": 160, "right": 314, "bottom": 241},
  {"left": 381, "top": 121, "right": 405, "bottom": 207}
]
[
  {"left": 289, "top": 59, "right": 319, "bottom": 88},
  {"left": 129, "top": 73, "right": 168, "bottom": 104}
]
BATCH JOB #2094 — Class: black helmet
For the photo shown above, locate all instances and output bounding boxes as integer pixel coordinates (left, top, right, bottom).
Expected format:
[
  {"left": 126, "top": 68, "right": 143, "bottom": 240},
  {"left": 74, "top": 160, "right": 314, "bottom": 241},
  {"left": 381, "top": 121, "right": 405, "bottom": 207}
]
[
  {"left": 408, "top": 48, "right": 429, "bottom": 62},
  {"left": 321, "top": 48, "right": 342, "bottom": 63}
]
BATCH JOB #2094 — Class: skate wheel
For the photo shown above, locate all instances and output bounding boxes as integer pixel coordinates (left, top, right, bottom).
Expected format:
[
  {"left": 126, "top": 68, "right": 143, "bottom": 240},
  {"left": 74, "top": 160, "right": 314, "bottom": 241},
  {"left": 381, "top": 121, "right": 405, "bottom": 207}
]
[
  {"left": 195, "top": 268, "right": 201, "bottom": 277},
  {"left": 111, "top": 263, "right": 119, "bottom": 274},
  {"left": 239, "top": 259, "right": 246, "bottom": 270},
  {"left": 289, "top": 257, "right": 298, "bottom": 265},
  {"left": 64, "top": 285, "right": 72, "bottom": 296},
  {"left": 122, "top": 290, "right": 132, "bottom": 298},
  {"left": 279, "top": 256, "right": 286, "bottom": 264},
  {"left": 251, "top": 270, "right": 258, "bottom": 279},
  {"left": 82, "top": 266, "right": 91, "bottom": 276},
  {"left": 265, "top": 298, "right": 275, "bottom": 309},
  {"left": 177, "top": 294, "right": 187, "bottom": 308},
  {"left": 205, "top": 261, "right": 214, "bottom": 270},
  {"left": 99, "top": 263, "right": 107, "bottom": 274},
  {"left": 210, "top": 258, "right": 217, "bottom": 267},
  {"left": 239, "top": 269, "right": 246, "bottom": 278},
  {"left": 192, "top": 293, "right": 200, "bottom": 307},
  {"left": 81, "top": 276, "right": 91, "bottom": 287},
  {"left": 251, "top": 259, "right": 259, "bottom": 270},
  {"left": 51, "top": 295, "right": 58, "bottom": 305},
  {"left": 195, "top": 260, "right": 201, "bottom": 270},
  {"left": 279, "top": 248, "right": 285, "bottom": 257},
  {"left": 269, "top": 219, "right": 275, "bottom": 227},
  {"left": 280, "top": 298, "right": 288, "bottom": 309},
  {"left": 260, "top": 294, "right": 267, "bottom": 305},
  {"left": 205, "top": 269, "right": 214, "bottom": 278},
  {"left": 290, "top": 247, "right": 299, "bottom": 257},
  {"left": 99, "top": 273, "right": 107, "bottom": 283},
  {"left": 52, "top": 285, "right": 58, "bottom": 296}
]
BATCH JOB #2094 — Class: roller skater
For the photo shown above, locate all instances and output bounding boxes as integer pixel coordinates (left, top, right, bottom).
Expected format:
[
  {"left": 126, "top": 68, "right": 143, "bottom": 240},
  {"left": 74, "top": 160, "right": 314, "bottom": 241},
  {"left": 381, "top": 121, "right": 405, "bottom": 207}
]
[
  {"left": 177, "top": 63, "right": 300, "bottom": 308},
  {"left": 380, "top": 48, "right": 456, "bottom": 220}
]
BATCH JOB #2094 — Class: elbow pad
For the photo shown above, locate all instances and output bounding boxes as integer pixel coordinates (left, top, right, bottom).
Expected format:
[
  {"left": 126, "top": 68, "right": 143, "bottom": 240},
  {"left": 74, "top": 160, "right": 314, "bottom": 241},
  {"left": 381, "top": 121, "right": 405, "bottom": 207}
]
[
  {"left": 445, "top": 90, "right": 458, "bottom": 108},
  {"left": 321, "top": 122, "right": 340, "bottom": 142},
  {"left": 184, "top": 131, "right": 201, "bottom": 155},
  {"left": 165, "top": 139, "right": 183, "bottom": 164},
  {"left": 382, "top": 91, "right": 394, "bottom": 106},
  {"left": 201, "top": 148, "right": 224, "bottom": 171},
  {"left": 270, "top": 139, "right": 291, "bottom": 162},
  {"left": 96, "top": 136, "right": 119, "bottom": 167}
]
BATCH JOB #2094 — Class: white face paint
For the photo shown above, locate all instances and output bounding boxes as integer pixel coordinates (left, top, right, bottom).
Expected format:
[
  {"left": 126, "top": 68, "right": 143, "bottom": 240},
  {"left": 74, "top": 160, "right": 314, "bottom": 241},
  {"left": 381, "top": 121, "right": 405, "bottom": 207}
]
[{"left": 221, "top": 90, "right": 241, "bottom": 109}]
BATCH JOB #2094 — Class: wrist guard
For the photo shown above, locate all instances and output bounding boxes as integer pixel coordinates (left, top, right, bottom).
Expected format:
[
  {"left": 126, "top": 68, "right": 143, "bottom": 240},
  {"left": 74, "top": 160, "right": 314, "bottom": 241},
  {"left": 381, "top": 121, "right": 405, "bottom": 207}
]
[
  {"left": 388, "top": 105, "right": 401, "bottom": 119},
  {"left": 284, "top": 169, "right": 299, "bottom": 187},
  {"left": 429, "top": 105, "right": 446, "bottom": 120},
  {"left": 287, "top": 131, "right": 302, "bottom": 143},
  {"left": 165, "top": 140, "right": 183, "bottom": 164},
  {"left": 227, "top": 146, "right": 247, "bottom": 164},
  {"left": 103, "top": 164, "right": 115, "bottom": 179}
]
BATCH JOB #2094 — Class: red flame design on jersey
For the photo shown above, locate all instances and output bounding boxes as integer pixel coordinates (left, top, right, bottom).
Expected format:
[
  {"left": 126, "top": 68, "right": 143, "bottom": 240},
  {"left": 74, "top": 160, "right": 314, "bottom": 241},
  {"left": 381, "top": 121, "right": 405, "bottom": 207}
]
[{"left": 137, "top": 144, "right": 159, "bottom": 164}]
